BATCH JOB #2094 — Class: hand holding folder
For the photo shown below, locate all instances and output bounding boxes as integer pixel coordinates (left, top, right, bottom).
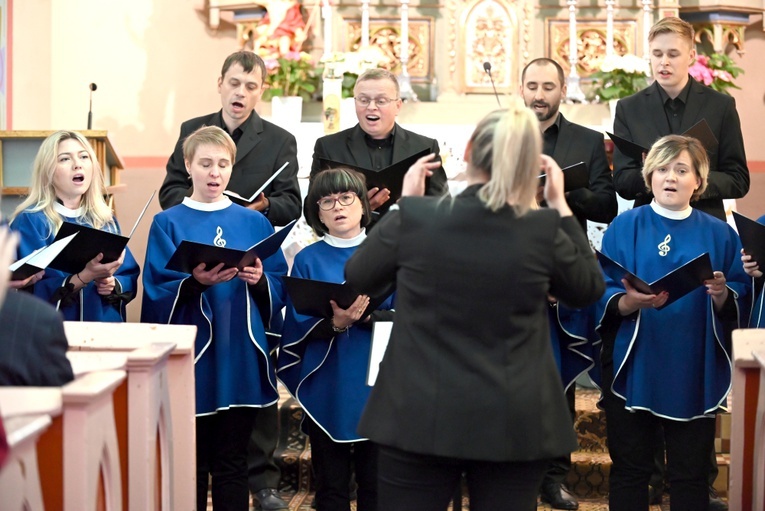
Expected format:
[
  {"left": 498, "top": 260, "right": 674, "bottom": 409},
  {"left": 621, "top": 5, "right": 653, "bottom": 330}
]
[
  {"left": 733, "top": 212, "right": 765, "bottom": 268},
  {"left": 223, "top": 162, "right": 289, "bottom": 203},
  {"left": 49, "top": 191, "right": 156, "bottom": 275},
  {"left": 283, "top": 275, "right": 385, "bottom": 318},
  {"left": 165, "top": 219, "right": 296, "bottom": 274},
  {"left": 318, "top": 149, "right": 431, "bottom": 207},
  {"left": 596, "top": 250, "right": 714, "bottom": 309}
]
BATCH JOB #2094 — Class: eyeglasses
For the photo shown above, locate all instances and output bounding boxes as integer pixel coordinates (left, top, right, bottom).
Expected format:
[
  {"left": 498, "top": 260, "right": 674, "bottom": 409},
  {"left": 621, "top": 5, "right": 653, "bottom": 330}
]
[
  {"left": 317, "top": 192, "right": 357, "bottom": 211},
  {"left": 354, "top": 96, "right": 398, "bottom": 107}
]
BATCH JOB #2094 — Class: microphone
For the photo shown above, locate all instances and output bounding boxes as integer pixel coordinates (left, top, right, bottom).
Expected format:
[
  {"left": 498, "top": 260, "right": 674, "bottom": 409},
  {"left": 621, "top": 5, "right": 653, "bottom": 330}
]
[
  {"left": 87, "top": 83, "right": 97, "bottom": 130},
  {"left": 483, "top": 62, "right": 501, "bottom": 108}
]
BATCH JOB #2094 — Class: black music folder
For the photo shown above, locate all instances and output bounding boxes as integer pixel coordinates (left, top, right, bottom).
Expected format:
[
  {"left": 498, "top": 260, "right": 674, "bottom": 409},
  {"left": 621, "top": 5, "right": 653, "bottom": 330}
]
[
  {"left": 608, "top": 119, "right": 719, "bottom": 162},
  {"left": 283, "top": 276, "right": 385, "bottom": 318},
  {"left": 538, "top": 161, "right": 589, "bottom": 192},
  {"left": 223, "top": 162, "right": 289, "bottom": 203},
  {"left": 165, "top": 219, "right": 296, "bottom": 274},
  {"left": 10, "top": 232, "right": 78, "bottom": 280},
  {"left": 49, "top": 191, "right": 156, "bottom": 274},
  {"left": 318, "top": 149, "right": 431, "bottom": 207},
  {"left": 596, "top": 250, "right": 714, "bottom": 309},
  {"left": 733, "top": 212, "right": 765, "bottom": 268}
]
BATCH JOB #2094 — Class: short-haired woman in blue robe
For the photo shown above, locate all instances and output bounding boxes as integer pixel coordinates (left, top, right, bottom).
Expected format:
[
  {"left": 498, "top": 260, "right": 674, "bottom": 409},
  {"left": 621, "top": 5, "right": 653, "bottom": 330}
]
[
  {"left": 10, "top": 130, "right": 138, "bottom": 321},
  {"left": 597, "top": 134, "right": 749, "bottom": 510},
  {"left": 741, "top": 214, "right": 765, "bottom": 327},
  {"left": 278, "top": 167, "right": 394, "bottom": 511},
  {"left": 141, "top": 126, "right": 288, "bottom": 511}
]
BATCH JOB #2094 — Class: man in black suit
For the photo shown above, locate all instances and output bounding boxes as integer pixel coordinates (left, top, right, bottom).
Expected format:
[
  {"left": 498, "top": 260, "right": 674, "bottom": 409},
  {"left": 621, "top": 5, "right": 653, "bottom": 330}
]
[
  {"left": 159, "top": 50, "right": 301, "bottom": 228},
  {"left": 311, "top": 68, "right": 448, "bottom": 215},
  {"left": 0, "top": 224, "right": 73, "bottom": 387},
  {"left": 159, "top": 51, "right": 294, "bottom": 510},
  {"left": 613, "top": 17, "right": 748, "bottom": 223},
  {"left": 612, "top": 17, "right": 744, "bottom": 510},
  {"left": 520, "top": 57, "right": 617, "bottom": 511}
]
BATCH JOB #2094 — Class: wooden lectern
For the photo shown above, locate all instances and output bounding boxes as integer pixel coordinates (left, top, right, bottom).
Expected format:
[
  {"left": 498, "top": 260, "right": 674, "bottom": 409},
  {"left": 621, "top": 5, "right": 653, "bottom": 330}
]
[{"left": 0, "top": 130, "right": 125, "bottom": 199}]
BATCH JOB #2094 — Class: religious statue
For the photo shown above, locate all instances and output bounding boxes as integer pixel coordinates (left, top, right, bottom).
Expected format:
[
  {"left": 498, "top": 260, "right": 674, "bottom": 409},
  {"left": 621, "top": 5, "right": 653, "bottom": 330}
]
[{"left": 242, "top": 0, "right": 308, "bottom": 56}]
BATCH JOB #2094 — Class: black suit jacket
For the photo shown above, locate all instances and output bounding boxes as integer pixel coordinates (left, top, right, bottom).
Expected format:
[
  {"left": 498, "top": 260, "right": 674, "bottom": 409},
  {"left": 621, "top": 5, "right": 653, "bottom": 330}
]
[
  {"left": 613, "top": 78, "right": 749, "bottom": 221},
  {"left": 159, "top": 110, "right": 301, "bottom": 227},
  {"left": 0, "top": 291, "right": 74, "bottom": 386},
  {"left": 549, "top": 114, "right": 616, "bottom": 229},
  {"left": 310, "top": 124, "right": 448, "bottom": 200},
  {"left": 345, "top": 187, "right": 605, "bottom": 461}
]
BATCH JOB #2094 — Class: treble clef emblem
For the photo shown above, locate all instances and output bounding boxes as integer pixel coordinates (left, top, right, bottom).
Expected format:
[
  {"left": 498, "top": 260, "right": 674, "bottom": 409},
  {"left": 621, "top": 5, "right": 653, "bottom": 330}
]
[
  {"left": 213, "top": 226, "right": 226, "bottom": 247},
  {"left": 657, "top": 234, "right": 671, "bottom": 256}
]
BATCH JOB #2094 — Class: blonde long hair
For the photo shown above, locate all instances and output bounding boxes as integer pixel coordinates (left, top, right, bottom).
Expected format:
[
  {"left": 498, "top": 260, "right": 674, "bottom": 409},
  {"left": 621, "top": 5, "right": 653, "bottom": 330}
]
[
  {"left": 11, "top": 131, "right": 115, "bottom": 235},
  {"left": 470, "top": 97, "right": 541, "bottom": 215}
]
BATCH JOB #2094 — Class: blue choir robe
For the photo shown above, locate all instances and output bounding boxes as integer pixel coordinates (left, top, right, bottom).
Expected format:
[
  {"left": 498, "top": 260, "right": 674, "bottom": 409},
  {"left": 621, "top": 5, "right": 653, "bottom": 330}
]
[
  {"left": 277, "top": 234, "right": 394, "bottom": 442},
  {"left": 748, "top": 214, "right": 765, "bottom": 328},
  {"left": 549, "top": 303, "right": 600, "bottom": 391},
  {"left": 10, "top": 203, "right": 139, "bottom": 322},
  {"left": 596, "top": 203, "right": 749, "bottom": 420},
  {"left": 141, "top": 198, "right": 288, "bottom": 416}
]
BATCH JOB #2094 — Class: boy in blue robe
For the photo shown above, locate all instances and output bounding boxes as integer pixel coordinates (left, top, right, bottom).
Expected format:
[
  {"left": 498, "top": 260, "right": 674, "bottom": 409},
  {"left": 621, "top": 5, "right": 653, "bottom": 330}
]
[{"left": 142, "top": 126, "right": 288, "bottom": 511}]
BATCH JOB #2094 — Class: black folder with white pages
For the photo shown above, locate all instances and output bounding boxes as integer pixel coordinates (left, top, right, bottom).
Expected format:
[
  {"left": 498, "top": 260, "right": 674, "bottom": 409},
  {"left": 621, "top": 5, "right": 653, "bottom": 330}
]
[
  {"left": 48, "top": 191, "right": 156, "bottom": 275},
  {"left": 282, "top": 275, "right": 385, "bottom": 319},
  {"left": 607, "top": 119, "right": 719, "bottom": 162},
  {"left": 733, "top": 211, "right": 765, "bottom": 269},
  {"left": 596, "top": 250, "right": 714, "bottom": 310},
  {"left": 10, "top": 232, "right": 79, "bottom": 280},
  {"left": 165, "top": 219, "right": 297, "bottom": 274},
  {"left": 223, "top": 162, "right": 289, "bottom": 203}
]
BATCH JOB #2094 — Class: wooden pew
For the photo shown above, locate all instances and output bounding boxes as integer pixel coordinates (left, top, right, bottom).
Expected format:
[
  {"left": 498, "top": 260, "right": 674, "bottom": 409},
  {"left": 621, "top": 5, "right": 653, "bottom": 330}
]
[
  {"left": 0, "top": 370, "right": 127, "bottom": 511},
  {"left": 752, "top": 349, "right": 765, "bottom": 511},
  {"left": 67, "top": 343, "right": 176, "bottom": 511},
  {"left": 65, "top": 322, "right": 197, "bottom": 511},
  {"left": 0, "top": 414, "right": 52, "bottom": 511},
  {"left": 729, "top": 328, "right": 765, "bottom": 511}
]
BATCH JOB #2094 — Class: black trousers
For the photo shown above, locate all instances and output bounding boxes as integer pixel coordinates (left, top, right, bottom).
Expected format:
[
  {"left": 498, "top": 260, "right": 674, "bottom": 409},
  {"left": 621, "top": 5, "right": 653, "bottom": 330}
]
[
  {"left": 377, "top": 444, "right": 547, "bottom": 511},
  {"left": 197, "top": 407, "right": 258, "bottom": 511},
  {"left": 602, "top": 387, "right": 715, "bottom": 511},
  {"left": 542, "top": 383, "right": 577, "bottom": 487},
  {"left": 247, "top": 403, "right": 282, "bottom": 492},
  {"left": 305, "top": 418, "right": 377, "bottom": 511}
]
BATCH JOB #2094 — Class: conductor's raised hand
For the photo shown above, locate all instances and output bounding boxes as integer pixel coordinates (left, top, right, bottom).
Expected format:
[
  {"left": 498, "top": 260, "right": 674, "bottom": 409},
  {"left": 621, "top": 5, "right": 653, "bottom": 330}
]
[
  {"left": 402, "top": 153, "right": 441, "bottom": 198},
  {"left": 330, "top": 294, "right": 371, "bottom": 330},
  {"left": 237, "top": 258, "right": 264, "bottom": 286},
  {"left": 741, "top": 249, "right": 762, "bottom": 279},
  {"left": 540, "top": 155, "right": 572, "bottom": 217},
  {"left": 192, "top": 262, "right": 239, "bottom": 286},
  {"left": 367, "top": 187, "right": 392, "bottom": 211}
]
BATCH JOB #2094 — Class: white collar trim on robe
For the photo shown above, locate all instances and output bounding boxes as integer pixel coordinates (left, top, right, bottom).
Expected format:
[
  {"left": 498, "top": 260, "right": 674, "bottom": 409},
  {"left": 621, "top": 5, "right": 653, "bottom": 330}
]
[
  {"left": 650, "top": 200, "right": 692, "bottom": 220},
  {"left": 53, "top": 202, "right": 84, "bottom": 218},
  {"left": 182, "top": 196, "right": 233, "bottom": 211},
  {"left": 323, "top": 229, "right": 366, "bottom": 248}
]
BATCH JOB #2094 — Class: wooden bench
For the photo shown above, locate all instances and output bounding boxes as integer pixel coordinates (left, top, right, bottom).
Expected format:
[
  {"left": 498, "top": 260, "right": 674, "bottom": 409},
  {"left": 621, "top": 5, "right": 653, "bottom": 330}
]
[
  {"left": 0, "top": 414, "right": 52, "bottom": 511},
  {"left": 65, "top": 322, "right": 197, "bottom": 511},
  {"left": 0, "top": 370, "right": 126, "bottom": 511}
]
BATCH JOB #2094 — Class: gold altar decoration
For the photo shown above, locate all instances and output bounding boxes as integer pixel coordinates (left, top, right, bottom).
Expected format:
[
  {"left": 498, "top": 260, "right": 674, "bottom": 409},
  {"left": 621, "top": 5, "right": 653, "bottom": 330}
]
[
  {"left": 695, "top": 23, "right": 746, "bottom": 55},
  {"left": 547, "top": 19, "right": 639, "bottom": 77},
  {"left": 344, "top": 18, "right": 434, "bottom": 81},
  {"left": 445, "top": 0, "right": 531, "bottom": 95}
]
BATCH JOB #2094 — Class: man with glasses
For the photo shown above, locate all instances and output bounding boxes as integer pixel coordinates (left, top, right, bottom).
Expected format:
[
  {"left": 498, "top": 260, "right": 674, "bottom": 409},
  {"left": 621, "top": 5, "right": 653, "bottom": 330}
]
[{"left": 310, "top": 68, "right": 448, "bottom": 216}]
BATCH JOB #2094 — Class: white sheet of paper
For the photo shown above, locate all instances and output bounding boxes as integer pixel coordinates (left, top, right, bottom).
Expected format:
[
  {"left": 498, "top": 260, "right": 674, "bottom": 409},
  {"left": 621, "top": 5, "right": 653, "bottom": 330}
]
[
  {"left": 9, "top": 232, "right": 78, "bottom": 273},
  {"left": 223, "top": 162, "right": 289, "bottom": 203},
  {"left": 367, "top": 321, "right": 393, "bottom": 386}
]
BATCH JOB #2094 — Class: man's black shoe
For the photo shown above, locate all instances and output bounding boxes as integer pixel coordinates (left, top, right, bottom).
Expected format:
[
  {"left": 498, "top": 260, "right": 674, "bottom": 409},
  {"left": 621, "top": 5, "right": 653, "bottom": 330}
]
[
  {"left": 254, "top": 488, "right": 289, "bottom": 510},
  {"left": 649, "top": 485, "right": 663, "bottom": 505},
  {"left": 540, "top": 483, "right": 579, "bottom": 510},
  {"left": 708, "top": 487, "right": 728, "bottom": 511}
]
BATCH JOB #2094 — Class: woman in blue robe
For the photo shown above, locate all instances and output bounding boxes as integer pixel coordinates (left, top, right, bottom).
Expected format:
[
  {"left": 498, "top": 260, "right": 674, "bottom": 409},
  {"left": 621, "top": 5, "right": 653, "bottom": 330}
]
[
  {"left": 141, "top": 126, "right": 288, "bottom": 511},
  {"left": 9, "top": 130, "right": 138, "bottom": 321},
  {"left": 277, "top": 167, "right": 394, "bottom": 511},
  {"left": 596, "top": 135, "right": 749, "bottom": 510},
  {"left": 741, "top": 214, "right": 765, "bottom": 327}
]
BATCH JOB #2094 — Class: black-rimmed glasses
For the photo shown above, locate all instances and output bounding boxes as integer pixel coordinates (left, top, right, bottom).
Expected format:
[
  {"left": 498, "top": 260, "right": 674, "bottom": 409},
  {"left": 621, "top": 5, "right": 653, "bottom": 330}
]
[{"left": 317, "top": 192, "right": 357, "bottom": 211}]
